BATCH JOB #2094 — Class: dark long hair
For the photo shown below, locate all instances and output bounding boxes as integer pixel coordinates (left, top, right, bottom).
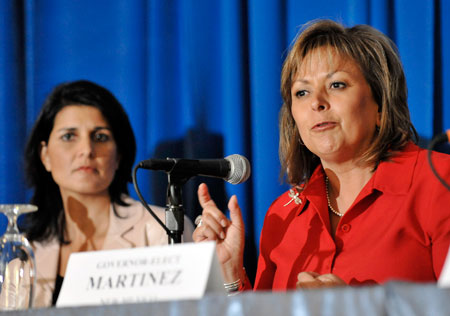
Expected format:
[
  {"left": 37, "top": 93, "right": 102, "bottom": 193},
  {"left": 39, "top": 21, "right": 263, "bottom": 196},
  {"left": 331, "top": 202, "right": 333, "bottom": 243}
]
[{"left": 23, "top": 80, "right": 136, "bottom": 243}]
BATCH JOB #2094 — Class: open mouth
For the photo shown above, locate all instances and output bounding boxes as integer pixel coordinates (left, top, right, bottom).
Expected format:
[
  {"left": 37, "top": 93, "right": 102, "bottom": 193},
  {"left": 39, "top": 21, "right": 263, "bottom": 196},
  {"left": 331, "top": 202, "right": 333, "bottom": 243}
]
[{"left": 313, "top": 121, "right": 335, "bottom": 129}]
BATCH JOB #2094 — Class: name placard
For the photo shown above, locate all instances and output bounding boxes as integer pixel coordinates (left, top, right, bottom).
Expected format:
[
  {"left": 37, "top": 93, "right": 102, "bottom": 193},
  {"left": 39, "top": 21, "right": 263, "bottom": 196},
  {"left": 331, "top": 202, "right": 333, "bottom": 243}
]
[
  {"left": 56, "top": 241, "right": 224, "bottom": 307},
  {"left": 438, "top": 245, "right": 450, "bottom": 287}
]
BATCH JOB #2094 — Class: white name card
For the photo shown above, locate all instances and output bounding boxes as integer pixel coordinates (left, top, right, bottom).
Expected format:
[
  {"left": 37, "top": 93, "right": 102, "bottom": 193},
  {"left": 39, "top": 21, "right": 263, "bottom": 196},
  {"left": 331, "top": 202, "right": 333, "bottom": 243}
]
[
  {"left": 56, "top": 241, "right": 224, "bottom": 307},
  {"left": 438, "top": 245, "right": 450, "bottom": 287}
]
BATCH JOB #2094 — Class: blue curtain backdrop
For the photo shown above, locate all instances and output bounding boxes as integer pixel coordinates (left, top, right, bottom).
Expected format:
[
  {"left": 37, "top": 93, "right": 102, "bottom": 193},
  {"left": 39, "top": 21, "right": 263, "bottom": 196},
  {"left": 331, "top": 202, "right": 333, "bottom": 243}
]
[{"left": 1, "top": 0, "right": 449, "bottom": 281}]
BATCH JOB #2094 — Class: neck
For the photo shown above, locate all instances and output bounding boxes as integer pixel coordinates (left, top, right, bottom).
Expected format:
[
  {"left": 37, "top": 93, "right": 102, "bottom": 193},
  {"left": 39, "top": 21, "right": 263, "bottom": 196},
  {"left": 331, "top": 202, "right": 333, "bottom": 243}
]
[
  {"left": 60, "top": 192, "right": 111, "bottom": 248},
  {"left": 322, "top": 162, "right": 375, "bottom": 215}
]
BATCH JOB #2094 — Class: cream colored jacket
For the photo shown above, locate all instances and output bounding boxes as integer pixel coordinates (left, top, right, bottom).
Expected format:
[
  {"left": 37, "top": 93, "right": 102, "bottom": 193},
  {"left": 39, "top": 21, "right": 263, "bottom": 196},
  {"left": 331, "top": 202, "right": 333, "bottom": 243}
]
[{"left": 31, "top": 196, "right": 194, "bottom": 308}]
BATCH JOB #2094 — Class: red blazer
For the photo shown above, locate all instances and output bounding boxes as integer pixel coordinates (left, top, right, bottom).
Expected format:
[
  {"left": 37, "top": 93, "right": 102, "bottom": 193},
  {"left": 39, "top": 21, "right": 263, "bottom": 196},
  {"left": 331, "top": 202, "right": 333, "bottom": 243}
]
[{"left": 254, "top": 143, "right": 450, "bottom": 290}]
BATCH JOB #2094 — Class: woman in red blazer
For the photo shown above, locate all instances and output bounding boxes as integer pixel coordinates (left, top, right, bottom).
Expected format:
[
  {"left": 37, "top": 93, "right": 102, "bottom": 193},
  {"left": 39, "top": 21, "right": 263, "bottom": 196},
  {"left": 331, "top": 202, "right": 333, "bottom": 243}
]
[{"left": 193, "top": 19, "right": 450, "bottom": 293}]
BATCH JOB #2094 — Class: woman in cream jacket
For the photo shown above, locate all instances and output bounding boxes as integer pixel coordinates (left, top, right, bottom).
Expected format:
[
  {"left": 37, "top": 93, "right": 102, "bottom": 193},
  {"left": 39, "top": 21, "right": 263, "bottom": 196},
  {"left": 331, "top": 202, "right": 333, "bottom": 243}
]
[{"left": 22, "top": 81, "right": 193, "bottom": 308}]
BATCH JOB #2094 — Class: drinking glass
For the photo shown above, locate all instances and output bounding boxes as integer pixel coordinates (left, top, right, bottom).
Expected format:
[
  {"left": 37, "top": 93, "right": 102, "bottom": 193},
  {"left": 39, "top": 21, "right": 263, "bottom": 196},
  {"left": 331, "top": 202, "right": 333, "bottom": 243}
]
[{"left": 0, "top": 204, "right": 37, "bottom": 310}]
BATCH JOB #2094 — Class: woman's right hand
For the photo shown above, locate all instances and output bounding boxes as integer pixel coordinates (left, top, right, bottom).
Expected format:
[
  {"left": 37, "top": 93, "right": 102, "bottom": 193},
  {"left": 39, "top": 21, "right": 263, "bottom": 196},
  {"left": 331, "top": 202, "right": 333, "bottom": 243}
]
[{"left": 192, "top": 183, "right": 245, "bottom": 283}]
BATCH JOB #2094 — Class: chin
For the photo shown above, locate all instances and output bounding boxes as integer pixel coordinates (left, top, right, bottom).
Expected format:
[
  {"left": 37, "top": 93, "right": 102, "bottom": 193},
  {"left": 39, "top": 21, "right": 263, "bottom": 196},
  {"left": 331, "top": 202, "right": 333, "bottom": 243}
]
[
  {"left": 63, "top": 186, "right": 110, "bottom": 197},
  {"left": 309, "top": 145, "right": 339, "bottom": 157}
]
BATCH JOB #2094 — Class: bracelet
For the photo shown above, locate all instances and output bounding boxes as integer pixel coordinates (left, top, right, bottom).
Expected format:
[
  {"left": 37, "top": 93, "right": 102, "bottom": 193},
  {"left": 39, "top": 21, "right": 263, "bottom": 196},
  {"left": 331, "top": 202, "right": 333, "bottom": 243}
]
[{"left": 224, "top": 279, "right": 242, "bottom": 296}]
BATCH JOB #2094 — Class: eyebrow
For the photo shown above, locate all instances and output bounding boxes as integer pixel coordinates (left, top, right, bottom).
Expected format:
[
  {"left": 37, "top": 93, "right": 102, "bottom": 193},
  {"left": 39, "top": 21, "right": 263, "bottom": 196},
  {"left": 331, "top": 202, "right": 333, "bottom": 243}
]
[
  {"left": 294, "top": 70, "right": 352, "bottom": 84},
  {"left": 55, "top": 126, "right": 112, "bottom": 133}
]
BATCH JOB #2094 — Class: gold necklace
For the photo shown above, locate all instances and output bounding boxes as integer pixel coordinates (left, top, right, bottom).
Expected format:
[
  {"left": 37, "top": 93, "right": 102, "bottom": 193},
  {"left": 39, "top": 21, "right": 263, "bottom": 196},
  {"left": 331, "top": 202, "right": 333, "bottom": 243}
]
[{"left": 325, "top": 176, "right": 343, "bottom": 217}]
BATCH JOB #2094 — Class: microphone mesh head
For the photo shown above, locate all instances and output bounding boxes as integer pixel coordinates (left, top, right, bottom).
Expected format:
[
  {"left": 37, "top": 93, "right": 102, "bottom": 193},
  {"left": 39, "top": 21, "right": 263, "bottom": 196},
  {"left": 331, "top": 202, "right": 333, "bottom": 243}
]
[{"left": 225, "top": 154, "right": 251, "bottom": 184}]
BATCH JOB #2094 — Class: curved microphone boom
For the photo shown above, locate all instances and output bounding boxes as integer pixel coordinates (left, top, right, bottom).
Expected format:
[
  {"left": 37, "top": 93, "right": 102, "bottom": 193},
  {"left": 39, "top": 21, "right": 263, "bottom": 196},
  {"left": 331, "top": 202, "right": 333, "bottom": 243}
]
[
  {"left": 427, "top": 130, "right": 450, "bottom": 191},
  {"left": 137, "top": 154, "right": 251, "bottom": 184},
  {"left": 428, "top": 130, "right": 450, "bottom": 150}
]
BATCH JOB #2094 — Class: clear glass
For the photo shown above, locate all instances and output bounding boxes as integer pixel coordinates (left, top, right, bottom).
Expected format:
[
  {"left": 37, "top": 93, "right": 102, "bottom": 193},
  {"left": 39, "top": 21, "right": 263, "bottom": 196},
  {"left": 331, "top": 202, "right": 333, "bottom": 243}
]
[{"left": 0, "top": 204, "right": 37, "bottom": 310}]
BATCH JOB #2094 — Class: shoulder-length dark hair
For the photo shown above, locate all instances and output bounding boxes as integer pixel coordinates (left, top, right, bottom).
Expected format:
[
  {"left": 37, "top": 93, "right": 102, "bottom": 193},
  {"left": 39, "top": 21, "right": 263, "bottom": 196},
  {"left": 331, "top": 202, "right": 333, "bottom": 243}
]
[
  {"left": 279, "top": 19, "right": 417, "bottom": 185},
  {"left": 23, "top": 80, "right": 136, "bottom": 243}
]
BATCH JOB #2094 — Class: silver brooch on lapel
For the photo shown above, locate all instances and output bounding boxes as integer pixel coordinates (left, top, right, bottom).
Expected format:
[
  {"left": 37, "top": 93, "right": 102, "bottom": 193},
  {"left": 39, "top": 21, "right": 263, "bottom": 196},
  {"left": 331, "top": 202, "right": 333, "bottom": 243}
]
[{"left": 283, "top": 189, "right": 302, "bottom": 206}]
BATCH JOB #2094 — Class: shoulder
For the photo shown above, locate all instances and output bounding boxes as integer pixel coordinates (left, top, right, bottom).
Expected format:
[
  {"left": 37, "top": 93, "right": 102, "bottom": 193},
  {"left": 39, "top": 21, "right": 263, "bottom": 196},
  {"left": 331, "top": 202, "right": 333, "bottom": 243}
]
[
  {"left": 32, "top": 237, "right": 59, "bottom": 251},
  {"left": 262, "top": 188, "right": 304, "bottom": 232},
  {"left": 32, "top": 237, "right": 60, "bottom": 263},
  {"left": 415, "top": 144, "right": 450, "bottom": 172},
  {"left": 374, "top": 143, "right": 450, "bottom": 192},
  {"left": 390, "top": 142, "right": 450, "bottom": 167},
  {"left": 400, "top": 143, "right": 450, "bottom": 186},
  {"left": 115, "top": 196, "right": 165, "bottom": 221},
  {"left": 114, "top": 196, "right": 194, "bottom": 243},
  {"left": 376, "top": 143, "right": 450, "bottom": 226}
]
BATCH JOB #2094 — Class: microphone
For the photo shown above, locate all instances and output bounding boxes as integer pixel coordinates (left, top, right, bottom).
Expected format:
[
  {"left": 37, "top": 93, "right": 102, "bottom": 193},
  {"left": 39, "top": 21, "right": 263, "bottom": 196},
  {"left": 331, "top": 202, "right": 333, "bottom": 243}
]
[{"left": 137, "top": 154, "right": 251, "bottom": 184}]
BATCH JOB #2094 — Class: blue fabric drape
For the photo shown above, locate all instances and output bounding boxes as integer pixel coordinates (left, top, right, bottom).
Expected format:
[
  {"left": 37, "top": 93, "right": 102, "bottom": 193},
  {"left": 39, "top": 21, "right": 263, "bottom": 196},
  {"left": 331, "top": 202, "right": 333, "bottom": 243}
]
[{"left": 1, "top": 0, "right": 449, "bottom": 281}]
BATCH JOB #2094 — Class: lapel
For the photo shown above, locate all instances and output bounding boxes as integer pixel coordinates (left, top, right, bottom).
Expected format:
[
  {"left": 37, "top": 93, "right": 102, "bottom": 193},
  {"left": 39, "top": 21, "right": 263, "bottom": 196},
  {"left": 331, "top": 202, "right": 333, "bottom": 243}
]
[
  {"left": 301, "top": 167, "right": 330, "bottom": 229},
  {"left": 103, "top": 200, "right": 140, "bottom": 249},
  {"left": 103, "top": 196, "right": 168, "bottom": 249}
]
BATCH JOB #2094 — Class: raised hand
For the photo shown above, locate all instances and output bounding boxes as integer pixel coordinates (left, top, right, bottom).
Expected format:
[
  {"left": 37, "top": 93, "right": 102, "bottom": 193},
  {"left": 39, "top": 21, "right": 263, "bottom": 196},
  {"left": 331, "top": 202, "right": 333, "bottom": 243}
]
[{"left": 192, "top": 183, "right": 245, "bottom": 282}]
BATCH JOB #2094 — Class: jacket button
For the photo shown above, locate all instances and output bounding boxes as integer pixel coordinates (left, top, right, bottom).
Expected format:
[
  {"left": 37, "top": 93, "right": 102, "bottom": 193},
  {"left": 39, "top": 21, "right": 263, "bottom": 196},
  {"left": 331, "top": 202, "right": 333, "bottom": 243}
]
[{"left": 341, "top": 224, "right": 351, "bottom": 233}]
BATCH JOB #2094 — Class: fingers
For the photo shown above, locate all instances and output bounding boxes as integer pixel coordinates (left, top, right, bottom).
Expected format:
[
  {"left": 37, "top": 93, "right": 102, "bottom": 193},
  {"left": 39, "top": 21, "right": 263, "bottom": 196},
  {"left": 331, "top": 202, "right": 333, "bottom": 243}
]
[
  {"left": 228, "top": 195, "right": 244, "bottom": 231},
  {"left": 296, "top": 271, "right": 321, "bottom": 287},
  {"left": 202, "top": 212, "right": 227, "bottom": 239},
  {"left": 197, "top": 183, "right": 229, "bottom": 226},
  {"left": 192, "top": 215, "right": 227, "bottom": 242},
  {"left": 193, "top": 184, "right": 246, "bottom": 277},
  {"left": 192, "top": 225, "right": 208, "bottom": 242},
  {"left": 316, "top": 273, "right": 346, "bottom": 286},
  {"left": 198, "top": 183, "right": 217, "bottom": 209},
  {"left": 296, "top": 272, "right": 346, "bottom": 289},
  {"left": 193, "top": 183, "right": 230, "bottom": 242},
  {"left": 193, "top": 184, "right": 246, "bottom": 248},
  {"left": 297, "top": 271, "right": 320, "bottom": 282}
]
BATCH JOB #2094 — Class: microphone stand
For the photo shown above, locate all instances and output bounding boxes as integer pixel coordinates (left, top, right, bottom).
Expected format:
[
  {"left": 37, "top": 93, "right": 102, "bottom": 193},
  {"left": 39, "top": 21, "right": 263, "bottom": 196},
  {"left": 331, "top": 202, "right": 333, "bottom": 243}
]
[
  {"left": 134, "top": 155, "right": 250, "bottom": 243},
  {"left": 165, "top": 172, "right": 189, "bottom": 244}
]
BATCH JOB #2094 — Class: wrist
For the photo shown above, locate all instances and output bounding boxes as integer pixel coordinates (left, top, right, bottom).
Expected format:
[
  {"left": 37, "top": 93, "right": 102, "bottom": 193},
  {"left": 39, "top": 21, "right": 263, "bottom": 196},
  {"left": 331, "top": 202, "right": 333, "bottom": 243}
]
[
  {"left": 221, "top": 259, "right": 244, "bottom": 283},
  {"left": 223, "top": 267, "right": 246, "bottom": 295}
]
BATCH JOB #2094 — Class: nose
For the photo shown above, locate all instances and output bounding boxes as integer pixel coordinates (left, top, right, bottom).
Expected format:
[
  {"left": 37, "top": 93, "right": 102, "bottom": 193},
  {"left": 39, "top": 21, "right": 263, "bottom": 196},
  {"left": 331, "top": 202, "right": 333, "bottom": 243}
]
[
  {"left": 78, "top": 136, "right": 94, "bottom": 158},
  {"left": 310, "top": 90, "right": 329, "bottom": 111}
]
